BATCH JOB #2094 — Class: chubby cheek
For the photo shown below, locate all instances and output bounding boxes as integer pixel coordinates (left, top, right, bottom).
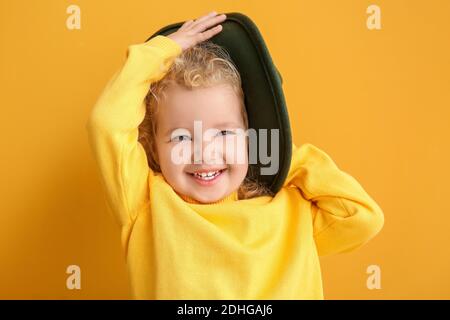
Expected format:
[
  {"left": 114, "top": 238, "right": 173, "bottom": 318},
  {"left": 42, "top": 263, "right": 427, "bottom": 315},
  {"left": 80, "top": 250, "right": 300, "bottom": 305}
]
[
  {"left": 156, "top": 146, "right": 187, "bottom": 187},
  {"left": 222, "top": 136, "right": 248, "bottom": 166},
  {"left": 224, "top": 138, "right": 248, "bottom": 186},
  {"left": 161, "top": 164, "right": 190, "bottom": 195},
  {"left": 227, "top": 163, "right": 249, "bottom": 187}
]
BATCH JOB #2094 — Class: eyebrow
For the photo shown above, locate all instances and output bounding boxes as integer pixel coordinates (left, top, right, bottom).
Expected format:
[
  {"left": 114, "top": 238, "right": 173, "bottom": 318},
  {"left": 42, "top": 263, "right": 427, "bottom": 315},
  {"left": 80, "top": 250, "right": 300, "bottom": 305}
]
[{"left": 163, "top": 122, "right": 245, "bottom": 137}]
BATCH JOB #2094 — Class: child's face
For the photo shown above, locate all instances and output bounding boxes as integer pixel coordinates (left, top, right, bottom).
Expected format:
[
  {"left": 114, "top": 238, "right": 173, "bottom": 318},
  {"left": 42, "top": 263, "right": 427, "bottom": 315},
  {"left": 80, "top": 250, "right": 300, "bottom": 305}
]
[{"left": 154, "top": 83, "right": 248, "bottom": 203}]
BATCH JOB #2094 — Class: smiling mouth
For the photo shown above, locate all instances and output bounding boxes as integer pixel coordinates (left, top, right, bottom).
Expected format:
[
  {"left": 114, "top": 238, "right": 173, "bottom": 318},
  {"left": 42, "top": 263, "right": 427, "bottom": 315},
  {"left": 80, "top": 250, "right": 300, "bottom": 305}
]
[{"left": 187, "top": 168, "right": 227, "bottom": 183}]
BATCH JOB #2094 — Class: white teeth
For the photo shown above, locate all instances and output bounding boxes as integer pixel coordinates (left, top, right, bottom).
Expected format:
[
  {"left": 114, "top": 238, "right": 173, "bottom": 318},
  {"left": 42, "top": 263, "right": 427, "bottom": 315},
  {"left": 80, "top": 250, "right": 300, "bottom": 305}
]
[{"left": 192, "top": 170, "right": 222, "bottom": 180}]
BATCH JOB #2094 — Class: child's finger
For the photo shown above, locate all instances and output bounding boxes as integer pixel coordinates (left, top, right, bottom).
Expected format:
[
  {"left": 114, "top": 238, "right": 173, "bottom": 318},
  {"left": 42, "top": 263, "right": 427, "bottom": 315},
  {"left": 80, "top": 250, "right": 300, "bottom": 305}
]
[
  {"left": 179, "top": 19, "right": 194, "bottom": 31},
  {"left": 191, "top": 14, "right": 226, "bottom": 34},
  {"left": 197, "top": 24, "right": 223, "bottom": 42},
  {"left": 193, "top": 11, "right": 218, "bottom": 25}
]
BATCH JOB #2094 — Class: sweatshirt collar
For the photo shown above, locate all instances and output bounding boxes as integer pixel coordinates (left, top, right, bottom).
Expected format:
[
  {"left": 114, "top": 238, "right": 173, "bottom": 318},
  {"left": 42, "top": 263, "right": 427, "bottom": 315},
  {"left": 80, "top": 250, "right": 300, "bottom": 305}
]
[{"left": 178, "top": 191, "right": 238, "bottom": 204}]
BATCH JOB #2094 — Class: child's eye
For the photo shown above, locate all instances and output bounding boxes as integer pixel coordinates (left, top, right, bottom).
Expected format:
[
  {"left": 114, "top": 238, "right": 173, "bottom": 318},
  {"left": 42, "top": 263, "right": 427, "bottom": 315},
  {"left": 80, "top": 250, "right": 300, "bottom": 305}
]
[
  {"left": 217, "top": 130, "right": 235, "bottom": 136},
  {"left": 171, "top": 135, "right": 192, "bottom": 142}
]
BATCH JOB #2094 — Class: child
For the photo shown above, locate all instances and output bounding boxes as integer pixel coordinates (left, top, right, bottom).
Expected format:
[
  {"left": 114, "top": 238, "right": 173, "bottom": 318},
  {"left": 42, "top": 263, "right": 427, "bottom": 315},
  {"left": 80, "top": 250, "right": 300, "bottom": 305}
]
[{"left": 87, "top": 11, "right": 384, "bottom": 299}]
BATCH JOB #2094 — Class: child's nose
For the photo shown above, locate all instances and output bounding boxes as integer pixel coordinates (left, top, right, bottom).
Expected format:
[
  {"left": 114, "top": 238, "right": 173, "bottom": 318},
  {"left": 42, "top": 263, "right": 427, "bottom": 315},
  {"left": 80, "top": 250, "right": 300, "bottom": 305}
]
[{"left": 192, "top": 138, "right": 224, "bottom": 165}]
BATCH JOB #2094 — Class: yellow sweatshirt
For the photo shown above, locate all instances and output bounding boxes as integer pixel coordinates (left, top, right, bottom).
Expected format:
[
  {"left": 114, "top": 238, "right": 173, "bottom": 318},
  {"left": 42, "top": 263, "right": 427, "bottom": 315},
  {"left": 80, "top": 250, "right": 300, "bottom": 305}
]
[{"left": 86, "top": 35, "right": 384, "bottom": 299}]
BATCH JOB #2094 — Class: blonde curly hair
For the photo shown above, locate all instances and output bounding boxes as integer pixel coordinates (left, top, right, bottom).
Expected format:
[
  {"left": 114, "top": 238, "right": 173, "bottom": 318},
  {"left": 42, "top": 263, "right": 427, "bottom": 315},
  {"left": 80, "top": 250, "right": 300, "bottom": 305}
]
[{"left": 138, "top": 40, "right": 272, "bottom": 199}]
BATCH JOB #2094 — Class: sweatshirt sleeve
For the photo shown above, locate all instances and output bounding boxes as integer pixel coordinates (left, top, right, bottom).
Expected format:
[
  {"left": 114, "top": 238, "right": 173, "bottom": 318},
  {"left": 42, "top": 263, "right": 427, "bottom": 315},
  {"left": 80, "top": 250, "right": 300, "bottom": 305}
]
[
  {"left": 86, "top": 35, "right": 182, "bottom": 227},
  {"left": 285, "top": 143, "right": 384, "bottom": 256}
]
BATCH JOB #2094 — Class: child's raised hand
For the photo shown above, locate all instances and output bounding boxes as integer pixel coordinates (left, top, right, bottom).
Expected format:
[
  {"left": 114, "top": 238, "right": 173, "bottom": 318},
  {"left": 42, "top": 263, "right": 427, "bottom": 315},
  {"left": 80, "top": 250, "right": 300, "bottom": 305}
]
[{"left": 166, "top": 11, "right": 226, "bottom": 51}]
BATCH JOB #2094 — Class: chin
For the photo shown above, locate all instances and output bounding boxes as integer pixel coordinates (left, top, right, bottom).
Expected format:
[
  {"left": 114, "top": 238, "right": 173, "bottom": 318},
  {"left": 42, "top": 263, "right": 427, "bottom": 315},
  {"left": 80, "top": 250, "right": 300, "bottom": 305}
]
[
  {"left": 190, "top": 191, "right": 226, "bottom": 204},
  {"left": 191, "top": 190, "right": 232, "bottom": 203}
]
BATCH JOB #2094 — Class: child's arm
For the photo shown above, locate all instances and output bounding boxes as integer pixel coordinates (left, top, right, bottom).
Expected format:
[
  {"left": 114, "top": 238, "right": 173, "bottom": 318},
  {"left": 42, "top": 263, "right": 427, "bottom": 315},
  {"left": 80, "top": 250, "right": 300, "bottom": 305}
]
[
  {"left": 86, "top": 12, "right": 227, "bottom": 228},
  {"left": 86, "top": 35, "right": 182, "bottom": 227},
  {"left": 285, "top": 143, "right": 384, "bottom": 256}
]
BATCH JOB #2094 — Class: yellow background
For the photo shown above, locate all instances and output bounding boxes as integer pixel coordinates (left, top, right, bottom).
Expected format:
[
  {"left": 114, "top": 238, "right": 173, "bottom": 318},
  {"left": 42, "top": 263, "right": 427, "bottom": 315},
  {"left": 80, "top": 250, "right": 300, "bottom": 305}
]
[{"left": 1, "top": 0, "right": 449, "bottom": 299}]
